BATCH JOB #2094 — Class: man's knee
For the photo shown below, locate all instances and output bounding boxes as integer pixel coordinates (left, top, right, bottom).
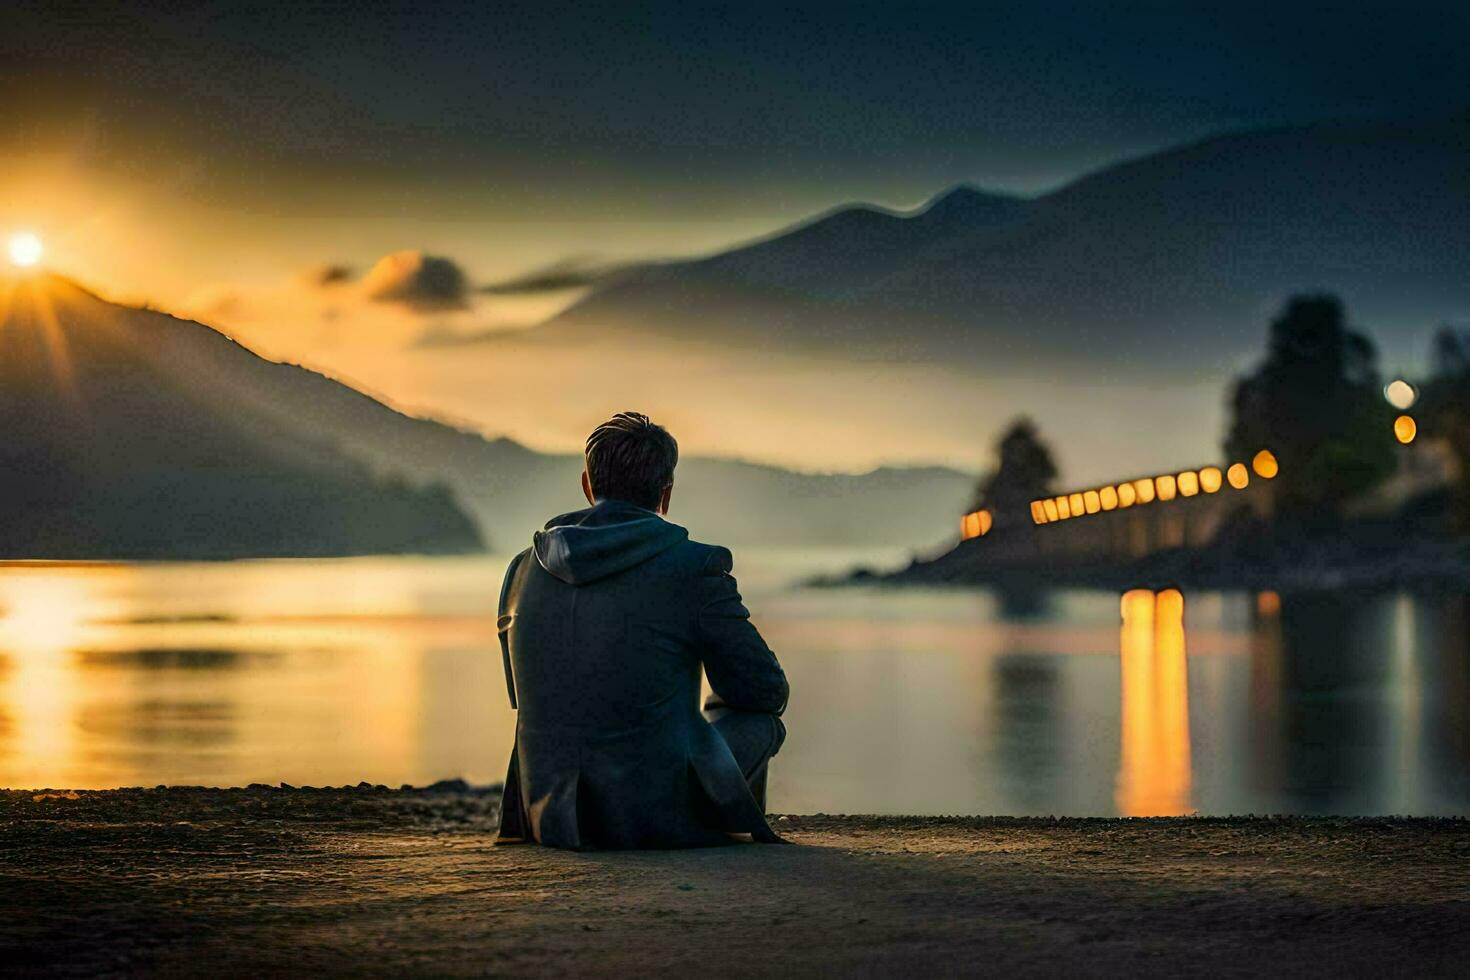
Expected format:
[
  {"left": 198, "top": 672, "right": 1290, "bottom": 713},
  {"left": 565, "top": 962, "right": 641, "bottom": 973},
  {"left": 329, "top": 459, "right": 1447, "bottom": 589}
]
[
  {"left": 769, "top": 715, "right": 786, "bottom": 756},
  {"left": 710, "top": 708, "right": 785, "bottom": 773},
  {"left": 740, "top": 711, "right": 785, "bottom": 758}
]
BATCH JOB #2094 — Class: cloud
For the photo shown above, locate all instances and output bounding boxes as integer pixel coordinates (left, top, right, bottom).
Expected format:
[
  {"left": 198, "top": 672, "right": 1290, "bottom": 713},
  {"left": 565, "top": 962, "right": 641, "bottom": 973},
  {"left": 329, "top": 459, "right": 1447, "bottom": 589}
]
[
  {"left": 362, "top": 251, "right": 470, "bottom": 311},
  {"left": 183, "top": 283, "right": 246, "bottom": 322},
  {"left": 410, "top": 322, "right": 526, "bottom": 349},
  {"left": 306, "top": 263, "right": 354, "bottom": 287},
  {"left": 479, "top": 255, "right": 633, "bottom": 295}
]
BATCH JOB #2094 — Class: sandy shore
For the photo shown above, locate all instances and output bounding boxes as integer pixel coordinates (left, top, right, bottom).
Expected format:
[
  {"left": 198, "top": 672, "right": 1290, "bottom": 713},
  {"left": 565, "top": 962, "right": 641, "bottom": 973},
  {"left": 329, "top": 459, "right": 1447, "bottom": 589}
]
[{"left": 3, "top": 786, "right": 1467, "bottom": 977}]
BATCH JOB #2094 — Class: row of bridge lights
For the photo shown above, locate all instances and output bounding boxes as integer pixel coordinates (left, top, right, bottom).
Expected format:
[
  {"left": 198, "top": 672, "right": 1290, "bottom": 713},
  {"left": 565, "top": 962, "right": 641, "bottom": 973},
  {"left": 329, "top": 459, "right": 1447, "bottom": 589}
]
[
  {"left": 1030, "top": 449, "right": 1277, "bottom": 527},
  {"left": 963, "top": 381, "right": 1421, "bottom": 541},
  {"left": 960, "top": 450, "right": 1279, "bottom": 540}
]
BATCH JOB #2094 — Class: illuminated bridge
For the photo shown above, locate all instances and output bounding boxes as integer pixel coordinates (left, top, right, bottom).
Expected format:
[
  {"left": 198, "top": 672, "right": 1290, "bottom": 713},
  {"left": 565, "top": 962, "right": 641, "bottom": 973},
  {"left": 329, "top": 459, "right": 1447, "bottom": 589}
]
[
  {"left": 958, "top": 450, "right": 1281, "bottom": 560},
  {"left": 951, "top": 397, "right": 1432, "bottom": 563}
]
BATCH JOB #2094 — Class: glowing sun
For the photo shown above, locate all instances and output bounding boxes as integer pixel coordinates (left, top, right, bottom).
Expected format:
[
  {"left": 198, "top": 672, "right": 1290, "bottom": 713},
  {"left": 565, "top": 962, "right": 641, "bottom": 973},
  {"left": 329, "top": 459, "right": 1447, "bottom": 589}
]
[{"left": 8, "top": 232, "right": 44, "bottom": 269}]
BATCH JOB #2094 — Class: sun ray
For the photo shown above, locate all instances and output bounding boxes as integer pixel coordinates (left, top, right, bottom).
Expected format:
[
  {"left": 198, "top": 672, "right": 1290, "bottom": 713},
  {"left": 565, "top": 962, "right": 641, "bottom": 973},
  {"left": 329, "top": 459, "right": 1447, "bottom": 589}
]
[
  {"left": 0, "top": 279, "right": 18, "bottom": 335},
  {"left": 21, "top": 280, "right": 81, "bottom": 405}
]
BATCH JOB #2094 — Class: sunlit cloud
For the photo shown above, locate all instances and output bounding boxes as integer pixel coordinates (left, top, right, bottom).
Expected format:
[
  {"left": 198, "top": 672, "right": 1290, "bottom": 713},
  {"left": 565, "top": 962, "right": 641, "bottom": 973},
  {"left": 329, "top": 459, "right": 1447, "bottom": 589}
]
[
  {"left": 178, "top": 270, "right": 441, "bottom": 362},
  {"left": 184, "top": 283, "right": 247, "bottom": 322},
  {"left": 305, "top": 263, "right": 355, "bottom": 288},
  {"left": 410, "top": 322, "right": 526, "bottom": 349},
  {"left": 362, "top": 251, "right": 470, "bottom": 312},
  {"left": 479, "top": 255, "right": 634, "bottom": 296}
]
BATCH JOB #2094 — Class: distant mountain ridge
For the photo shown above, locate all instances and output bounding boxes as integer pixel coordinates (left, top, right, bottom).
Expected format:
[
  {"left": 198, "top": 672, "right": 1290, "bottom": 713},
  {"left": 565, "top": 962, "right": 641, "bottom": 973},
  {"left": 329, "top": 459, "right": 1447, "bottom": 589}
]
[
  {"left": 0, "top": 277, "right": 973, "bottom": 557},
  {"left": 679, "top": 186, "right": 1032, "bottom": 300},
  {"left": 529, "top": 113, "right": 1470, "bottom": 366},
  {"left": 0, "top": 276, "right": 483, "bottom": 559}
]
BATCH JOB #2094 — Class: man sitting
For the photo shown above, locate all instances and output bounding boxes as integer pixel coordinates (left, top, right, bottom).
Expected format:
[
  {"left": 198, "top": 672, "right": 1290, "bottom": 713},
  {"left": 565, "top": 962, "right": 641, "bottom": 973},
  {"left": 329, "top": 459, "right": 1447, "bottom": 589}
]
[{"left": 496, "top": 411, "right": 789, "bottom": 849}]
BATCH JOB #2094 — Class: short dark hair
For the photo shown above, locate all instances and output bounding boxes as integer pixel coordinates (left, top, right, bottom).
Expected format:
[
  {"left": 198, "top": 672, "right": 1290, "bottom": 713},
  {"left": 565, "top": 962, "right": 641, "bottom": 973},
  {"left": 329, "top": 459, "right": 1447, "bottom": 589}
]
[{"left": 585, "top": 412, "right": 678, "bottom": 510}]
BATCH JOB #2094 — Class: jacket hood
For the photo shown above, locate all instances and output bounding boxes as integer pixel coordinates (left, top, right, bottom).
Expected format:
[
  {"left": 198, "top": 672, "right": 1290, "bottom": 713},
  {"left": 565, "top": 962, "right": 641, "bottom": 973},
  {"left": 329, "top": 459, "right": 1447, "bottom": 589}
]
[{"left": 533, "top": 500, "right": 689, "bottom": 585}]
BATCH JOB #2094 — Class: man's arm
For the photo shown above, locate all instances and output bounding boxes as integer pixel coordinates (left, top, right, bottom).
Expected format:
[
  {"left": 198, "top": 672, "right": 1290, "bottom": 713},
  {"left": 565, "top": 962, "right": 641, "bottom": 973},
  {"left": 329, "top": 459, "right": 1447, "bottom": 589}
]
[{"left": 695, "top": 546, "right": 789, "bottom": 715}]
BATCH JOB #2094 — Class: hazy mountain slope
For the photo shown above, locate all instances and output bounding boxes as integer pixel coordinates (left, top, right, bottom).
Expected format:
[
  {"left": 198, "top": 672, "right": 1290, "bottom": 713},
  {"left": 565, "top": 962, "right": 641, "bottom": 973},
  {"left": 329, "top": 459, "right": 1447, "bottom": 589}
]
[
  {"left": 0, "top": 277, "right": 483, "bottom": 558},
  {"left": 17, "top": 278, "right": 973, "bottom": 553},
  {"left": 532, "top": 114, "right": 1470, "bottom": 365},
  {"left": 681, "top": 186, "right": 1030, "bottom": 299}
]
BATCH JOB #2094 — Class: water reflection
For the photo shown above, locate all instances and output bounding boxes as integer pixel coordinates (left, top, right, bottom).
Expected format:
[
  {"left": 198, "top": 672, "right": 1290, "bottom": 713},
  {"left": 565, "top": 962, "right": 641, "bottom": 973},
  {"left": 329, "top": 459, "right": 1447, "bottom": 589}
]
[
  {"left": 0, "top": 559, "right": 507, "bottom": 789},
  {"left": 78, "top": 648, "right": 265, "bottom": 670},
  {"left": 1116, "top": 589, "right": 1192, "bottom": 815},
  {"left": 1276, "top": 593, "right": 1392, "bottom": 810},
  {"left": 1239, "top": 590, "right": 1470, "bottom": 814},
  {"left": 1431, "top": 596, "right": 1470, "bottom": 795},
  {"left": 0, "top": 558, "right": 1465, "bottom": 816},
  {"left": 990, "top": 653, "right": 1066, "bottom": 812}
]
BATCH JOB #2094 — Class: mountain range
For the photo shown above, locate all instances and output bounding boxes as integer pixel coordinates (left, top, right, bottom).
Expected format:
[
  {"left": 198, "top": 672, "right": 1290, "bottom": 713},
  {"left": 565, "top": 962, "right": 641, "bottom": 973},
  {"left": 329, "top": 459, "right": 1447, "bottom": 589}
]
[
  {"left": 526, "top": 113, "right": 1470, "bottom": 369},
  {"left": 0, "top": 277, "right": 972, "bottom": 558},
  {"left": 13, "top": 112, "right": 1458, "bottom": 559},
  {"left": 0, "top": 277, "right": 482, "bottom": 558}
]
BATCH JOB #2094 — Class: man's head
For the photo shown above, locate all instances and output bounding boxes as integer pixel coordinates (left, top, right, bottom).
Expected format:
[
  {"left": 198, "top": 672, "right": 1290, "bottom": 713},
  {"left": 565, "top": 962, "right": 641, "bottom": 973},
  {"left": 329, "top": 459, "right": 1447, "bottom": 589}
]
[{"left": 582, "top": 412, "right": 679, "bottom": 514}]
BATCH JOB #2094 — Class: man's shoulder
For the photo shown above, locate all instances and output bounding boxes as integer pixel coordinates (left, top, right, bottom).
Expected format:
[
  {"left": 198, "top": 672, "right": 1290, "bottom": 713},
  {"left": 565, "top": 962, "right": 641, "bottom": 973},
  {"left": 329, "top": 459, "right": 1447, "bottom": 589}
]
[{"left": 672, "top": 538, "right": 735, "bottom": 577}]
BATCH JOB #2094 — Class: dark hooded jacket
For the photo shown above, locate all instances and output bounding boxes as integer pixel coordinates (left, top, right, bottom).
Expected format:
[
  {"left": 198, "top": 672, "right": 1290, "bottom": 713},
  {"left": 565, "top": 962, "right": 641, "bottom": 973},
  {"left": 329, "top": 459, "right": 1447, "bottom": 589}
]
[{"left": 496, "top": 500, "right": 789, "bottom": 849}]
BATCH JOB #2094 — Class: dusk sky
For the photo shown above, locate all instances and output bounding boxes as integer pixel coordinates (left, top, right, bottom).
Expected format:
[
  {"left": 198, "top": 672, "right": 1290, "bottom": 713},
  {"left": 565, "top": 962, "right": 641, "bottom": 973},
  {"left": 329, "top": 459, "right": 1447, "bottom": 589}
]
[{"left": 3, "top": 1, "right": 1466, "bottom": 473}]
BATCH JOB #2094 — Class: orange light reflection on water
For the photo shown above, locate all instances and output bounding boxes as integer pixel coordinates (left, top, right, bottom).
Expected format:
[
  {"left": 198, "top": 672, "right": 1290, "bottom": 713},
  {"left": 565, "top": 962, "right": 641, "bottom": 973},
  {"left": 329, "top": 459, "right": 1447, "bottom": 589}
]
[
  {"left": 0, "top": 561, "right": 503, "bottom": 790},
  {"left": 1116, "top": 589, "right": 1193, "bottom": 816}
]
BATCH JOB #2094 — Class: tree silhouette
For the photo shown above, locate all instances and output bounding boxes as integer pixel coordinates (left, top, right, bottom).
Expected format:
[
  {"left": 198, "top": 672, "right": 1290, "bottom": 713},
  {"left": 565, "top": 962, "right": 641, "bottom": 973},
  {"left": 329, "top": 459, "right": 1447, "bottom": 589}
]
[
  {"left": 1431, "top": 325, "right": 1470, "bottom": 378},
  {"left": 972, "top": 418, "right": 1059, "bottom": 527},
  {"left": 1225, "top": 295, "right": 1395, "bottom": 516},
  {"left": 1422, "top": 325, "right": 1470, "bottom": 530}
]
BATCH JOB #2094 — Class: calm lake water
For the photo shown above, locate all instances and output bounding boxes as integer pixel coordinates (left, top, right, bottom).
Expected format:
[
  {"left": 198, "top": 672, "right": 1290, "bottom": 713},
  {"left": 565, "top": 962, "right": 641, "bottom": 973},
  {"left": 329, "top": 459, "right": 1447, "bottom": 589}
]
[{"left": 0, "top": 552, "right": 1466, "bottom": 816}]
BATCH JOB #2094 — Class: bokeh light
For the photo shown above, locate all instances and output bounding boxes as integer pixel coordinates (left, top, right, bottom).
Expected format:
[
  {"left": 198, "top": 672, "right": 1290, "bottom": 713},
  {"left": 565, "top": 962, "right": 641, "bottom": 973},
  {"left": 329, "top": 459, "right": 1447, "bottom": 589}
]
[
  {"left": 1394, "top": 415, "right": 1417, "bottom": 445},
  {"left": 960, "top": 510, "right": 992, "bottom": 540},
  {"left": 1120, "top": 588, "right": 1155, "bottom": 624},
  {"left": 1036, "top": 449, "right": 1281, "bottom": 533},
  {"left": 1384, "top": 379, "right": 1417, "bottom": 410}
]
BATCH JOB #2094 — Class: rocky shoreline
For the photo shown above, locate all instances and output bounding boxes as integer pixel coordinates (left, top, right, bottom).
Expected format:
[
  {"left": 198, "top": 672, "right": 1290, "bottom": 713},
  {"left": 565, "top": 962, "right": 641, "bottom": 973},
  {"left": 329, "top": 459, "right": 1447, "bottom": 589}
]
[{"left": 829, "top": 519, "right": 1470, "bottom": 594}]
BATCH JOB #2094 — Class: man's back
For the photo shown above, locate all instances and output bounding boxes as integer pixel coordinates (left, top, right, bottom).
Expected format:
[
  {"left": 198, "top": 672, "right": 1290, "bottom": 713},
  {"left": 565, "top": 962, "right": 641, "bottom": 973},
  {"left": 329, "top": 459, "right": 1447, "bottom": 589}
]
[{"left": 497, "top": 499, "right": 789, "bottom": 850}]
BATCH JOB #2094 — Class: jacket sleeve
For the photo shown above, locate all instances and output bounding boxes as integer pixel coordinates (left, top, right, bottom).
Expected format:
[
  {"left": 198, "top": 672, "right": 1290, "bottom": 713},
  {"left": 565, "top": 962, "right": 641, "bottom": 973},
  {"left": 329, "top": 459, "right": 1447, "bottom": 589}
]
[{"left": 695, "top": 546, "right": 789, "bottom": 715}]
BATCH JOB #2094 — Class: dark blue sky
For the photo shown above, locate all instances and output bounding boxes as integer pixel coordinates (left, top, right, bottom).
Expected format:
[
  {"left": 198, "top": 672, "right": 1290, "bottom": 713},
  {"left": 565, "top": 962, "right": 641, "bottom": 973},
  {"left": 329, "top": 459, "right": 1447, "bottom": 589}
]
[
  {"left": 4, "top": 0, "right": 1469, "bottom": 304},
  {"left": 6, "top": 0, "right": 1467, "bottom": 199},
  {"left": 2, "top": 1, "right": 1467, "bottom": 470}
]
